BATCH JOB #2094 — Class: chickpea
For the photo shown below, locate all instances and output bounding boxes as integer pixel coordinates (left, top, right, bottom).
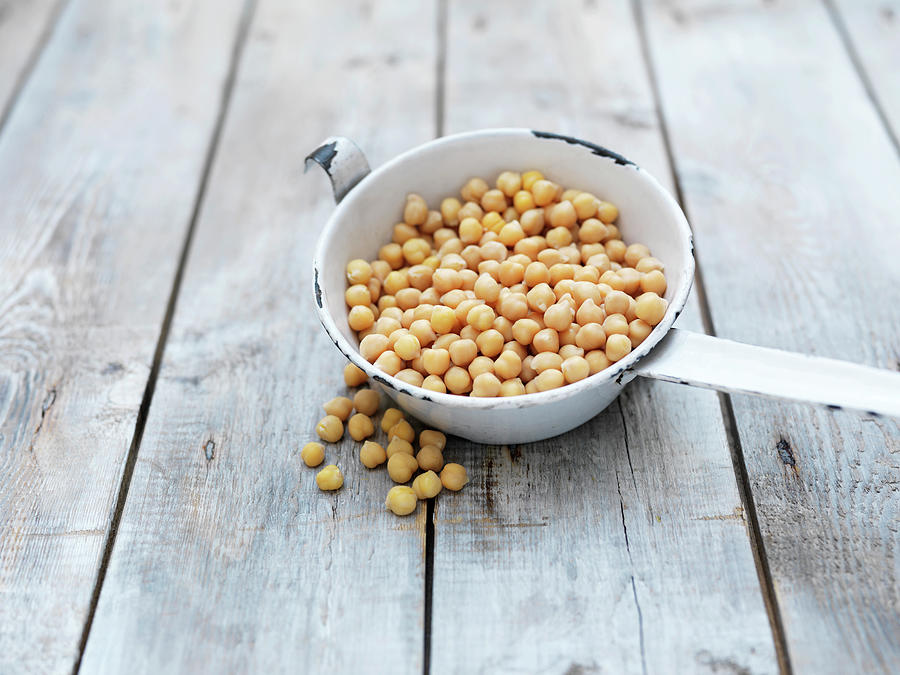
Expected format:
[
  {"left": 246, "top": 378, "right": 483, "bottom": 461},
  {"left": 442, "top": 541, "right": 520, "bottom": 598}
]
[
  {"left": 423, "top": 374, "right": 447, "bottom": 392},
  {"left": 475, "top": 329, "right": 504, "bottom": 358},
  {"left": 316, "top": 465, "right": 344, "bottom": 491},
  {"left": 416, "top": 445, "right": 444, "bottom": 472},
  {"left": 618, "top": 267, "right": 642, "bottom": 296},
  {"left": 519, "top": 208, "right": 545, "bottom": 236},
  {"left": 386, "top": 437, "right": 415, "bottom": 459},
  {"left": 479, "top": 240, "right": 507, "bottom": 262},
  {"left": 605, "top": 333, "right": 632, "bottom": 362},
  {"left": 352, "top": 389, "right": 380, "bottom": 416},
  {"left": 494, "top": 350, "right": 523, "bottom": 380},
  {"left": 379, "top": 242, "right": 405, "bottom": 269},
  {"left": 347, "top": 304, "right": 375, "bottom": 331},
  {"left": 457, "top": 201, "right": 484, "bottom": 222},
  {"left": 344, "top": 362, "right": 368, "bottom": 387},
  {"left": 388, "top": 419, "right": 415, "bottom": 444},
  {"left": 466, "top": 304, "right": 495, "bottom": 331},
  {"left": 534, "top": 368, "right": 565, "bottom": 392},
  {"left": 323, "top": 396, "right": 353, "bottom": 421},
  {"left": 596, "top": 200, "right": 619, "bottom": 224},
  {"left": 526, "top": 283, "right": 555, "bottom": 313},
  {"left": 635, "top": 292, "right": 668, "bottom": 325},
  {"left": 604, "top": 290, "right": 631, "bottom": 316},
  {"left": 531, "top": 180, "right": 558, "bottom": 206},
  {"left": 430, "top": 305, "right": 457, "bottom": 335},
  {"left": 387, "top": 452, "right": 419, "bottom": 483},
  {"left": 605, "top": 239, "right": 626, "bottom": 263},
  {"left": 345, "top": 284, "right": 371, "bottom": 307},
  {"left": 360, "top": 440, "right": 387, "bottom": 468},
  {"left": 561, "top": 355, "right": 590, "bottom": 383},
  {"left": 636, "top": 256, "right": 664, "bottom": 274},
  {"left": 359, "top": 333, "right": 389, "bottom": 363},
  {"left": 600, "top": 314, "right": 628, "bottom": 339},
  {"left": 586, "top": 253, "right": 612, "bottom": 273},
  {"left": 348, "top": 413, "right": 375, "bottom": 441},
  {"left": 544, "top": 300, "right": 575, "bottom": 331},
  {"left": 373, "top": 351, "right": 403, "bottom": 376},
  {"left": 471, "top": 372, "right": 502, "bottom": 397},
  {"left": 640, "top": 270, "right": 667, "bottom": 296},
  {"left": 481, "top": 189, "right": 507, "bottom": 213},
  {"left": 497, "top": 292, "right": 528, "bottom": 321},
  {"left": 500, "top": 378, "right": 526, "bottom": 396},
  {"left": 497, "top": 222, "right": 525, "bottom": 248},
  {"left": 512, "top": 189, "right": 534, "bottom": 213},
  {"left": 572, "top": 192, "right": 599, "bottom": 219},
  {"left": 545, "top": 226, "right": 573, "bottom": 249},
  {"left": 549, "top": 200, "right": 577, "bottom": 228},
  {"left": 422, "top": 210, "right": 443, "bottom": 234},
  {"left": 575, "top": 323, "right": 607, "bottom": 351},
  {"left": 458, "top": 217, "right": 483, "bottom": 245},
  {"left": 440, "top": 463, "right": 469, "bottom": 491},
  {"left": 532, "top": 328, "right": 560, "bottom": 353},
  {"left": 393, "top": 333, "right": 422, "bottom": 361},
  {"left": 412, "top": 470, "right": 443, "bottom": 499},
  {"left": 396, "top": 369, "right": 424, "bottom": 387},
  {"left": 301, "top": 442, "right": 325, "bottom": 467},
  {"left": 492, "top": 170, "right": 521, "bottom": 197},
  {"left": 433, "top": 334, "right": 459, "bottom": 350},
  {"left": 585, "top": 349, "right": 611, "bottom": 374},
  {"left": 629, "top": 318, "right": 653, "bottom": 347},
  {"left": 441, "top": 197, "right": 462, "bottom": 226},
  {"left": 316, "top": 415, "right": 343, "bottom": 443},
  {"left": 410, "top": 427, "right": 442, "bottom": 452},
  {"left": 461, "top": 177, "right": 489, "bottom": 202},
  {"left": 408, "top": 319, "right": 436, "bottom": 348},
  {"left": 346, "top": 259, "right": 373, "bottom": 285},
  {"left": 385, "top": 485, "right": 418, "bottom": 516},
  {"left": 449, "top": 339, "right": 478, "bottom": 367},
  {"left": 444, "top": 366, "right": 472, "bottom": 394},
  {"left": 520, "top": 355, "right": 537, "bottom": 382},
  {"left": 493, "top": 315, "right": 514, "bottom": 342},
  {"left": 624, "top": 243, "right": 650, "bottom": 268},
  {"left": 381, "top": 407, "right": 404, "bottom": 433},
  {"left": 532, "top": 352, "right": 564, "bottom": 374}
]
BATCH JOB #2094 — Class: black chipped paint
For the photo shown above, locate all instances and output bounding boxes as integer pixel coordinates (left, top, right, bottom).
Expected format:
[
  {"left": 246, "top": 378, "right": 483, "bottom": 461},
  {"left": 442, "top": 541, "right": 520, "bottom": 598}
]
[
  {"left": 307, "top": 141, "right": 338, "bottom": 172},
  {"left": 531, "top": 130, "right": 636, "bottom": 167},
  {"left": 868, "top": 410, "right": 881, "bottom": 418},
  {"left": 827, "top": 404, "right": 842, "bottom": 411},
  {"left": 314, "top": 267, "right": 323, "bottom": 308},
  {"left": 776, "top": 438, "right": 796, "bottom": 468}
]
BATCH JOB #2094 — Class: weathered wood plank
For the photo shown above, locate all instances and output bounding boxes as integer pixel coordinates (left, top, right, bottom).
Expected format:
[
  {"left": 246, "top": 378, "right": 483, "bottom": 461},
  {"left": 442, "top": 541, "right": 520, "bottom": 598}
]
[
  {"left": 430, "top": 1, "right": 777, "bottom": 672},
  {"left": 0, "top": 0, "right": 61, "bottom": 119},
  {"left": 0, "top": 1, "right": 248, "bottom": 672},
  {"left": 79, "top": 1, "right": 437, "bottom": 672},
  {"left": 642, "top": 0, "right": 900, "bottom": 671},
  {"left": 830, "top": 0, "right": 900, "bottom": 144}
]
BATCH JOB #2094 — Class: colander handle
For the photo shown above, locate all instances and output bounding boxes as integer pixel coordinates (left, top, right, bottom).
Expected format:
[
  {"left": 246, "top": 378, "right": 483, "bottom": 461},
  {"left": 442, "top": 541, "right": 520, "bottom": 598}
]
[
  {"left": 633, "top": 328, "right": 900, "bottom": 418},
  {"left": 304, "top": 136, "right": 371, "bottom": 204}
]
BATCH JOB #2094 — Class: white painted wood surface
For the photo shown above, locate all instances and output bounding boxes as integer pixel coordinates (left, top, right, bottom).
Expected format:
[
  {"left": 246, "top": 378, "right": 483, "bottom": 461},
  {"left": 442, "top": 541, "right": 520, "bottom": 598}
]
[
  {"left": 0, "top": 0, "right": 247, "bottom": 672},
  {"left": 79, "top": 1, "right": 436, "bottom": 672},
  {"left": 831, "top": 0, "right": 900, "bottom": 139},
  {"left": 0, "top": 0, "right": 60, "bottom": 119},
  {"left": 642, "top": 0, "right": 900, "bottom": 671},
  {"left": 431, "top": 1, "right": 777, "bottom": 672}
]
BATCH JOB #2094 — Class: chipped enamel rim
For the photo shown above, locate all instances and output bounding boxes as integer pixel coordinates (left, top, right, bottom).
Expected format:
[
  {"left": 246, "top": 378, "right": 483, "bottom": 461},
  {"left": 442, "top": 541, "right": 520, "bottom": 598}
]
[{"left": 313, "top": 128, "right": 695, "bottom": 410}]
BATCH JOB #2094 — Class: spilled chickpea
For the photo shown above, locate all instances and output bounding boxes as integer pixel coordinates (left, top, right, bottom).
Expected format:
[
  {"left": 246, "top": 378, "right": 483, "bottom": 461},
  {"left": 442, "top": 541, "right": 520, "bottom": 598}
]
[
  {"left": 344, "top": 170, "right": 668, "bottom": 397},
  {"left": 303, "top": 365, "right": 469, "bottom": 516}
]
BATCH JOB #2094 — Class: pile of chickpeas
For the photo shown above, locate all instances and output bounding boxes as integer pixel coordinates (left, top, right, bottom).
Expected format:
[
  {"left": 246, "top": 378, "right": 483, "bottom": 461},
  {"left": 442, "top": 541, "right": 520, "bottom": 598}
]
[
  {"left": 344, "top": 171, "right": 668, "bottom": 397},
  {"left": 301, "top": 362, "right": 468, "bottom": 516}
]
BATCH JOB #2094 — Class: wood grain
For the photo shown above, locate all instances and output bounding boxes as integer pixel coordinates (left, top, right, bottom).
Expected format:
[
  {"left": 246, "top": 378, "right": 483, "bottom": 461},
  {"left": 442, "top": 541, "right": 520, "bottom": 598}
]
[
  {"left": 642, "top": 0, "right": 900, "bottom": 671},
  {"left": 0, "top": 0, "right": 61, "bottom": 120},
  {"left": 430, "top": 1, "right": 777, "bottom": 671},
  {"left": 830, "top": 0, "right": 900, "bottom": 143},
  {"left": 79, "top": 1, "right": 437, "bottom": 671},
  {"left": 0, "top": 0, "right": 247, "bottom": 672}
]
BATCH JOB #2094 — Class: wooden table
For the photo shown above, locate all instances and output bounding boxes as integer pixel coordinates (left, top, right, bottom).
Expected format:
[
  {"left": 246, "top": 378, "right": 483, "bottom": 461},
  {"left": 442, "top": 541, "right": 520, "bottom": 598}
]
[{"left": 1, "top": 1, "right": 898, "bottom": 672}]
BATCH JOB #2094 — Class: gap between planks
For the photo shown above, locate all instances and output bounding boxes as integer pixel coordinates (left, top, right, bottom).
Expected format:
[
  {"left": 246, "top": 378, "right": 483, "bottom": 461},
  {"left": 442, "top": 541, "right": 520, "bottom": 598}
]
[
  {"left": 822, "top": 0, "right": 900, "bottom": 158},
  {"left": 71, "top": 0, "right": 260, "bottom": 670},
  {"left": 0, "top": 0, "right": 69, "bottom": 137},
  {"left": 423, "top": 2, "right": 447, "bottom": 673},
  {"left": 630, "top": 0, "right": 793, "bottom": 672}
]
